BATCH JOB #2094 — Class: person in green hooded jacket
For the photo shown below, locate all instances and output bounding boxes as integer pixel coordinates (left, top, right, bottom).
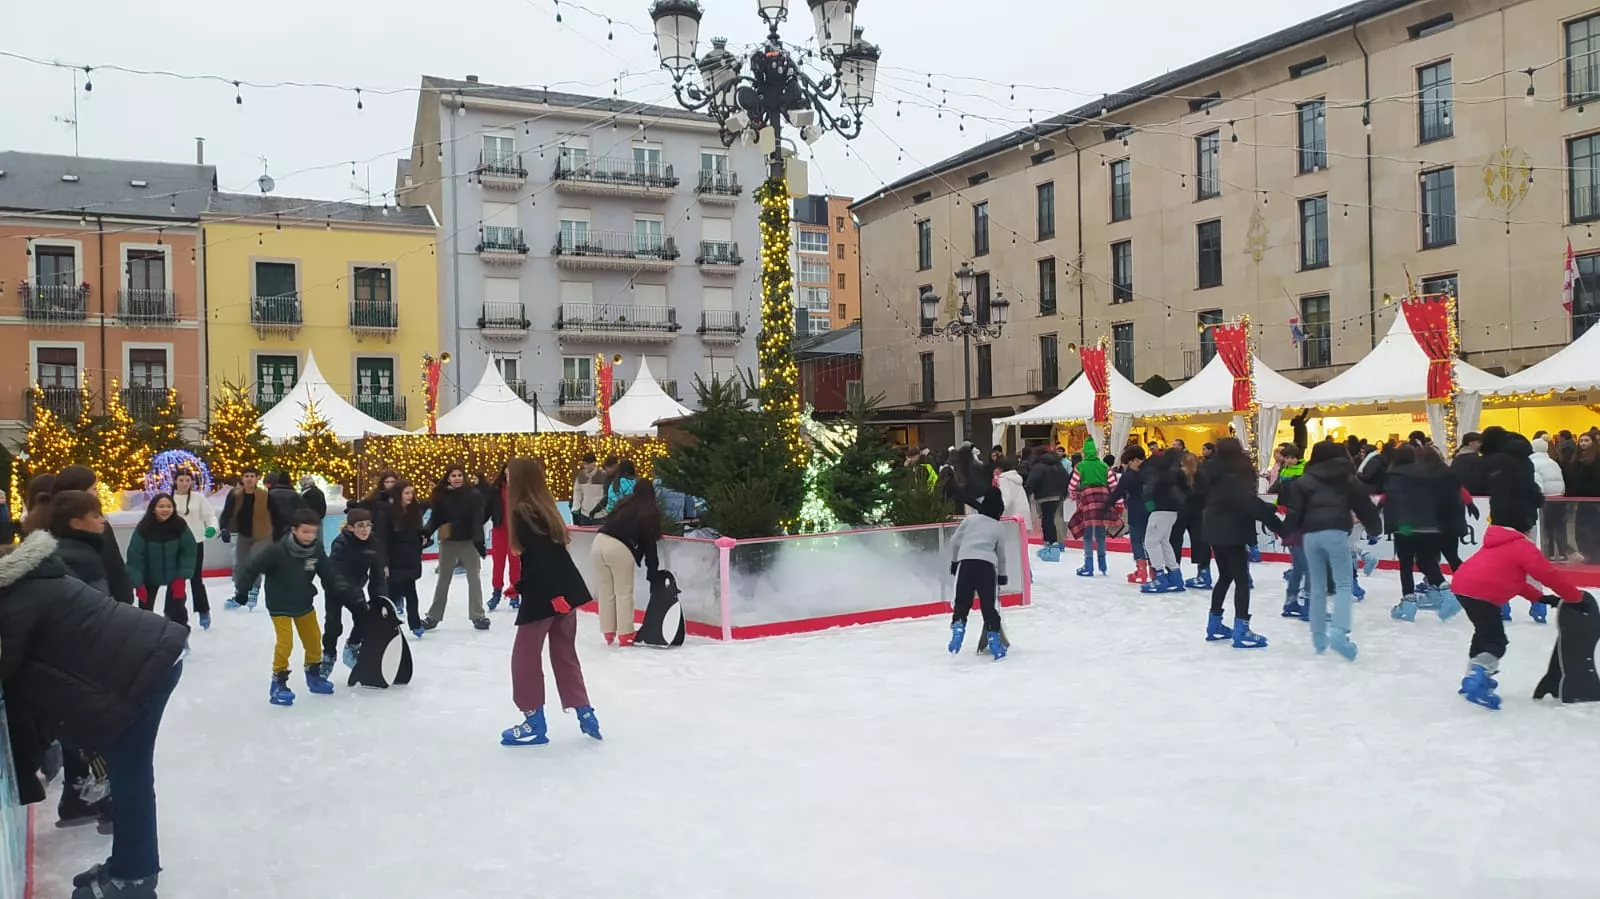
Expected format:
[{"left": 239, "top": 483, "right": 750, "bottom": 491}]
[{"left": 126, "top": 493, "right": 199, "bottom": 626}]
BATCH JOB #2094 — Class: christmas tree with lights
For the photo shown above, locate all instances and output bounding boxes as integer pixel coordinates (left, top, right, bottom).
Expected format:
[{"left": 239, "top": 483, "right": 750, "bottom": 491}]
[
  {"left": 93, "top": 380, "right": 151, "bottom": 491},
  {"left": 205, "top": 380, "right": 267, "bottom": 482},
  {"left": 755, "top": 177, "right": 806, "bottom": 469},
  {"left": 278, "top": 398, "right": 354, "bottom": 486},
  {"left": 146, "top": 388, "right": 185, "bottom": 452},
  {"left": 24, "top": 397, "right": 78, "bottom": 476}
]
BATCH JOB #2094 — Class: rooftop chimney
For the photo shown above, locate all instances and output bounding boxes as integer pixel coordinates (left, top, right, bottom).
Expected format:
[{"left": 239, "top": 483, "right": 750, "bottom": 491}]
[
  {"left": 465, "top": 74, "right": 479, "bottom": 83},
  {"left": 195, "top": 137, "right": 205, "bottom": 165}
]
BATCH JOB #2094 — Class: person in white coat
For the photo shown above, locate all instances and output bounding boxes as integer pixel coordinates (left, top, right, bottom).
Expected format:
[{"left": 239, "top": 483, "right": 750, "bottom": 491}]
[
  {"left": 170, "top": 470, "right": 220, "bottom": 629},
  {"left": 1530, "top": 437, "right": 1569, "bottom": 559},
  {"left": 994, "top": 458, "right": 1033, "bottom": 533}
]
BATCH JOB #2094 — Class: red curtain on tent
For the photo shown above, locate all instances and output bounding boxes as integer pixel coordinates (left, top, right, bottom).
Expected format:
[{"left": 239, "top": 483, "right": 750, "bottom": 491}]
[
  {"left": 1210, "top": 321, "right": 1253, "bottom": 412},
  {"left": 1401, "top": 297, "right": 1453, "bottom": 401},
  {"left": 1079, "top": 343, "right": 1109, "bottom": 425},
  {"left": 422, "top": 355, "right": 444, "bottom": 435},
  {"left": 596, "top": 355, "right": 615, "bottom": 436}
]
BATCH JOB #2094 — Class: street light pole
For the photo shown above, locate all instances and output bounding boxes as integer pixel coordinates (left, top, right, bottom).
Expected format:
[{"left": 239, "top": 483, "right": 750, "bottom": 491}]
[{"left": 921, "top": 263, "right": 1009, "bottom": 446}]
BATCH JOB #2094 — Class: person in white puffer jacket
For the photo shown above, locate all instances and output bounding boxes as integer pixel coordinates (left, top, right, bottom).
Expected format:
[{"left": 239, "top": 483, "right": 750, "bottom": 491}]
[
  {"left": 170, "top": 471, "right": 220, "bottom": 628},
  {"left": 1530, "top": 437, "right": 1567, "bottom": 496},
  {"left": 994, "top": 458, "right": 1034, "bottom": 533},
  {"left": 1531, "top": 437, "right": 1570, "bottom": 560}
]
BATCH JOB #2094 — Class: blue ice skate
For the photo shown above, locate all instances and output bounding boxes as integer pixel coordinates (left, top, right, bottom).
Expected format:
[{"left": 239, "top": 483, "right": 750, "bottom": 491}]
[
  {"left": 1231, "top": 619, "right": 1268, "bottom": 649},
  {"left": 1247, "top": 545, "right": 1261, "bottom": 563},
  {"left": 1185, "top": 568, "right": 1213, "bottom": 589},
  {"left": 576, "top": 706, "right": 603, "bottom": 741},
  {"left": 1430, "top": 585, "right": 1462, "bottom": 621},
  {"left": 1459, "top": 664, "right": 1502, "bottom": 710},
  {"left": 1531, "top": 600, "right": 1549, "bottom": 624},
  {"left": 1328, "top": 629, "right": 1358, "bottom": 661},
  {"left": 1205, "top": 612, "right": 1233, "bottom": 642},
  {"left": 1359, "top": 549, "right": 1379, "bottom": 577},
  {"left": 269, "top": 674, "right": 295, "bottom": 707},
  {"left": 1036, "top": 543, "right": 1062, "bottom": 563},
  {"left": 948, "top": 620, "right": 966, "bottom": 654},
  {"left": 1075, "top": 560, "right": 1095, "bottom": 577},
  {"left": 411, "top": 627, "right": 426, "bottom": 639},
  {"left": 1500, "top": 602, "right": 1513, "bottom": 622},
  {"left": 198, "top": 612, "right": 211, "bottom": 631},
  {"left": 487, "top": 588, "right": 502, "bottom": 611},
  {"left": 224, "top": 598, "right": 243, "bottom": 610},
  {"left": 1281, "top": 599, "right": 1308, "bottom": 620},
  {"left": 508, "top": 595, "right": 521, "bottom": 610},
  {"left": 985, "top": 630, "right": 1008, "bottom": 661},
  {"left": 1391, "top": 597, "right": 1418, "bottom": 621},
  {"left": 1161, "top": 569, "right": 1187, "bottom": 593},
  {"left": 342, "top": 643, "right": 360, "bottom": 670},
  {"left": 247, "top": 586, "right": 259, "bottom": 610},
  {"left": 319, "top": 651, "right": 336, "bottom": 679},
  {"left": 1351, "top": 575, "right": 1366, "bottom": 601},
  {"left": 305, "top": 666, "right": 335, "bottom": 695},
  {"left": 502, "top": 708, "right": 550, "bottom": 746},
  {"left": 1311, "top": 628, "right": 1329, "bottom": 654},
  {"left": 1414, "top": 589, "right": 1441, "bottom": 611}
]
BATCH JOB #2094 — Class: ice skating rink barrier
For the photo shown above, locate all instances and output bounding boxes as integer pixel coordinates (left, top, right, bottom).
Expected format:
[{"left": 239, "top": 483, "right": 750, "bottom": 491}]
[
  {"left": 0, "top": 689, "right": 34, "bottom": 899},
  {"left": 567, "top": 518, "right": 1032, "bottom": 639}
]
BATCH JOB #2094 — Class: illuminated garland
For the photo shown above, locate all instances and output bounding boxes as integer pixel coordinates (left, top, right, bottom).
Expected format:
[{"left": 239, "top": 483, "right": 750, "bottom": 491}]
[
  {"left": 143, "top": 449, "right": 214, "bottom": 499},
  {"left": 358, "top": 433, "right": 667, "bottom": 503},
  {"left": 1444, "top": 294, "right": 1461, "bottom": 451},
  {"left": 756, "top": 177, "right": 806, "bottom": 468}
]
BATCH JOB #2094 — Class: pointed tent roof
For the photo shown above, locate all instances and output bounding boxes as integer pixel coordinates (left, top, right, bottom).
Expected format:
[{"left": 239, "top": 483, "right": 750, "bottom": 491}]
[
  {"left": 257, "top": 352, "right": 406, "bottom": 442},
  {"left": 1133, "top": 353, "right": 1310, "bottom": 419},
  {"left": 578, "top": 358, "right": 695, "bottom": 437},
  {"left": 994, "top": 366, "right": 1159, "bottom": 426},
  {"left": 1301, "top": 311, "right": 1503, "bottom": 408},
  {"left": 1480, "top": 323, "right": 1600, "bottom": 397},
  {"left": 429, "top": 364, "right": 576, "bottom": 434}
]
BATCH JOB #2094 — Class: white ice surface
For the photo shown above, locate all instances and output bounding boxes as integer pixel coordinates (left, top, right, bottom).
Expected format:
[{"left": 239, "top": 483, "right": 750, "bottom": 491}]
[{"left": 32, "top": 555, "right": 1600, "bottom": 899}]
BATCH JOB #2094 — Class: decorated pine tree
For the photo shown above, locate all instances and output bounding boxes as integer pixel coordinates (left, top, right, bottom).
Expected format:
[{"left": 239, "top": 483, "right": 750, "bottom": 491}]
[
  {"left": 24, "top": 397, "right": 77, "bottom": 476},
  {"left": 71, "top": 382, "right": 97, "bottom": 467},
  {"left": 206, "top": 380, "right": 267, "bottom": 482},
  {"left": 92, "top": 379, "right": 151, "bottom": 491},
  {"left": 146, "top": 388, "right": 185, "bottom": 452},
  {"left": 816, "top": 393, "right": 897, "bottom": 528},
  {"left": 278, "top": 398, "right": 354, "bottom": 486}
]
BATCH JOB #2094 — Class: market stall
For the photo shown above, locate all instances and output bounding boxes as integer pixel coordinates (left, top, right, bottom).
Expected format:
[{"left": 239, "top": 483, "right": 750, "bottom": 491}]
[
  {"left": 577, "top": 358, "right": 695, "bottom": 437},
  {"left": 257, "top": 351, "right": 407, "bottom": 443},
  {"left": 430, "top": 363, "right": 576, "bottom": 434}
]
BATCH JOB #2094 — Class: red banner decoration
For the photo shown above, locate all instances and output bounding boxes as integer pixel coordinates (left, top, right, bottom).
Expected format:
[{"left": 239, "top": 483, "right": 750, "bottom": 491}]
[
  {"left": 1079, "top": 339, "right": 1110, "bottom": 426},
  {"left": 596, "top": 354, "right": 615, "bottom": 437},
  {"left": 421, "top": 353, "right": 446, "bottom": 435},
  {"left": 1400, "top": 295, "right": 1454, "bottom": 401},
  {"left": 1209, "top": 320, "right": 1253, "bottom": 412}
]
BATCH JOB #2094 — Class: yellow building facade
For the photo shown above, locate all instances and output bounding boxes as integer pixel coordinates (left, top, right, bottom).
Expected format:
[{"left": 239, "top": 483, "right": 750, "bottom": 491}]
[{"left": 203, "top": 194, "right": 439, "bottom": 431}]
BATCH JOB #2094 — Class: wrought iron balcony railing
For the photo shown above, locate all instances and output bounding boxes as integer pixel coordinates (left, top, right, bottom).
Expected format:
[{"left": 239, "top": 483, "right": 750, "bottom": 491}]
[
  {"left": 21, "top": 284, "right": 89, "bottom": 322},
  {"left": 117, "top": 289, "right": 176, "bottom": 324}
]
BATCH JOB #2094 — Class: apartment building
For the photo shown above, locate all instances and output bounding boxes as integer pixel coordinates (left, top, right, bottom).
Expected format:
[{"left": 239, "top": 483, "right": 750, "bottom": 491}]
[
  {"left": 0, "top": 151, "right": 215, "bottom": 446},
  {"left": 203, "top": 194, "right": 440, "bottom": 429},
  {"left": 405, "top": 76, "right": 763, "bottom": 422},
  {"left": 791, "top": 194, "right": 861, "bottom": 335},
  {"left": 855, "top": 0, "right": 1600, "bottom": 444}
]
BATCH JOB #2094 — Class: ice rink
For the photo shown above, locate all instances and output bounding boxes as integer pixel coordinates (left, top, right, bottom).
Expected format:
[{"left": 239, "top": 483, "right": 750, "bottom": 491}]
[{"left": 31, "top": 554, "right": 1599, "bottom": 898}]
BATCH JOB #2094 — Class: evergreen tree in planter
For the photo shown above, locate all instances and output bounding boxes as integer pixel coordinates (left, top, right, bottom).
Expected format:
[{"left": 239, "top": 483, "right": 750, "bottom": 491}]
[{"left": 816, "top": 393, "right": 896, "bottom": 528}]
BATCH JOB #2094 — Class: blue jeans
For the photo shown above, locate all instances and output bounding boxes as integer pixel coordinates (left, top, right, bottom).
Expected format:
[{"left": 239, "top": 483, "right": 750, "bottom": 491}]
[
  {"left": 106, "top": 660, "right": 183, "bottom": 880},
  {"left": 1128, "top": 517, "right": 1148, "bottom": 561},
  {"left": 1285, "top": 543, "right": 1307, "bottom": 603},
  {"left": 1082, "top": 526, "right": 1107, "bottom": 567},
  {"left": 1303, "top": 531, "right": 1354, "bottom": 637}
]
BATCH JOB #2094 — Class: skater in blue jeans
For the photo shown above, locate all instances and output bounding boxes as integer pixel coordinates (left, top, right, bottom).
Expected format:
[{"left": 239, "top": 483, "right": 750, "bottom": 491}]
[
  {"left": 1281, "top": 442, "right": 1382, "bottom": 660},
  {"left": 0, "top": 529, "right": 189, "bottom": 899}
]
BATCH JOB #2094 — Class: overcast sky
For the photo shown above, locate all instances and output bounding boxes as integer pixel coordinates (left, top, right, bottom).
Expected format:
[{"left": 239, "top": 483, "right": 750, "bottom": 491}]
[{"left": 1, "top": 0, "right": 1344, "bottom": 205}]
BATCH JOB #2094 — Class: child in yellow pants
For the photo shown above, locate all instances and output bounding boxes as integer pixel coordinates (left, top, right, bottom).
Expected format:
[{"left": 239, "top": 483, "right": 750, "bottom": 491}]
[{"left": 233, "top": 509, "right": 354, "bottom": 706}]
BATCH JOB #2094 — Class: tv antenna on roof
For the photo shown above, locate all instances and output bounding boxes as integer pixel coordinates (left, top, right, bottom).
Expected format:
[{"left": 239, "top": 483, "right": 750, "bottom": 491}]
[{"left": 257, "top": 157, "right": 275, "bottom": 194}]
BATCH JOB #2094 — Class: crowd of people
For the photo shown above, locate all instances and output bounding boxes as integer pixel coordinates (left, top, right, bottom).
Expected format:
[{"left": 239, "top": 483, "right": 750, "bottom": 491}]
[{"left": 0, "top": 451, "right": 667, "bottom": 899}]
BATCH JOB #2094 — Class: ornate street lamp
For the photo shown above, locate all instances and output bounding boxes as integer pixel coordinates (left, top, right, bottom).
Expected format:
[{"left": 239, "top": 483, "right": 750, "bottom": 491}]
[
  {"left": 921, "top": 263, "right": 1009, "bottom": 443},
  {"left": 649, "top": 0, "right": 881, "bottom": 465}
]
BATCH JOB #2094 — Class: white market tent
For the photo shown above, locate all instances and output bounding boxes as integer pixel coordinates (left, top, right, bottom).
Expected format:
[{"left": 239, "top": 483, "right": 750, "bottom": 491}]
[
  {"left": 992, "top": 367, "right": 1159, "bottom": 452},
  {"left": 1131, "top": 354, "right": 1312, "bottom": 469},
  {"left": 577, "top": 358, "right": 694, "bottom": 437},
  {"left": 1479, "top": 320, "right": 1600, "bottom": 399},
  {"left": 429, "top": 364, "right": 576, "bottom": 434},
  {"left": 258, "top": 352, "right": 406, "bottom": 443},
  {"left": 1300, "top": 311, "right": 1504, "bottom": 447}
]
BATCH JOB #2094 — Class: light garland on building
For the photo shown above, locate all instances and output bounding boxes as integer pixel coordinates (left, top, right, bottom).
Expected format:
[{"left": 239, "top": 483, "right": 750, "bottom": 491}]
[
  {"left": 358, "top": 433, "right": 668, "bottom": 503},
  {"left": 756, "top": 177, "right": 807, "bottom": 468}
]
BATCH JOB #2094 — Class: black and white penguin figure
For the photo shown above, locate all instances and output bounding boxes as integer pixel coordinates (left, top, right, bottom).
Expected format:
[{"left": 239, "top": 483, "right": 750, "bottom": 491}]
[
  {"left": 636, "top": 569, "right": 685, "bottom": 647},
  {"left": 349, "top": 598, "right": 414, "bottom": 688}
]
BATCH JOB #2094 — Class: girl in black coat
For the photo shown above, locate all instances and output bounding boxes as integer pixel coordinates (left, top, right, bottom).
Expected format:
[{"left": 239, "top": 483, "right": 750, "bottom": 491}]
[
  {"left": 1381, "top": 445, "right": 1461, "bottom": 618},
  {"left": 386, "top": 481, "right": 428, "bottom": 636},
  {"left": 0, "top": 529, "right": 187, "bottom": 894},
  {"left": 52, "top": 465, "right": 135, "bottom": 605},
  {"left": 1199, "top": 439, "right": 1282, "bottom": 648},
  {"left": 500, "top": 457, "right": 601, "bottom": 747},
  {"left": 49, "top": 490, "right": 114, "bottom": 598}
]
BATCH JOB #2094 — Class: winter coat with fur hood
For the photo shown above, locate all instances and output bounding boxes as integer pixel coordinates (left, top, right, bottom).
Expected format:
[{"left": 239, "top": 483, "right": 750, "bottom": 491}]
[{"left": 0, "top": 531, "right": 189, "bottom": 803}]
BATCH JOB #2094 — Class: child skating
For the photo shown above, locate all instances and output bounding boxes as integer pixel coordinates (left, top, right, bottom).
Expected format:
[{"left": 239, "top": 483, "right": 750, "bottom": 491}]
[
  {"left": 326, "top": 508, "right": 388, "bottom": 671},
  {"left": 231, "top": 509, "right": 356, "bottom": 705},
  {"left": 946, "top": 487, "right": 1011, "bottom": 661}
]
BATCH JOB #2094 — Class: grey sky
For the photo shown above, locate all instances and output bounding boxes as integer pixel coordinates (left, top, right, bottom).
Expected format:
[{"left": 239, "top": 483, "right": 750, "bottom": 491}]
[{"left": 1, "top": 0, "right": 1343, "bottom": 205}]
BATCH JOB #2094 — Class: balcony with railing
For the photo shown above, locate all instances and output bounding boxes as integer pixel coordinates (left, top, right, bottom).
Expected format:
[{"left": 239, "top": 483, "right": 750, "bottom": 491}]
[
  {"left": 695, "top": 170, "right": 742, "bottom": 204},
  {"left": 556, "top": 302, "right": 680, "bottom": 343},
  {"left": 251, "top": 294, "right": 302, "bottom": 335},
  {"left": 20, "top": 283, "right": 88, "bottom": 323},
  {"left": 355, "top": 394, "right": 407, "bottom": 423},
  {"left": 476, "top": 152, "right": 528, "bottom": 190},
  {"left": 478, "top": 301, "right": 531, "bottom": 341},
  {"left": 25, "top": 386, "right": 83, "bottom": 424},
  {"left": 477, "top": 227, "right": 530, "bottom": 265},
  {"left": 349, "top": 299, "right": 399, "bottom": 337},
  {"left": 553, "top": 154, "right": 678, "bottom": 198},
  {"left": 116, "top": 289, "right": 176, "bottom": 325},
  {"left": 698, "top": 309, "right": 745, "bottom": 344},
  {"left": 1026, "top": 368, "right": 1060, "bottom": 395},
  {"left": 121, "top": 385, "right": 171, "bottom": 422},
  {"left": 552, "top": 230, "right": 678, "bottom": 272},
  {"left": 505, "top": 378, "right": 530, "bottom": 400},
  {"left": 559, "top": 378, "right": 597, "bottom": 410},
  {"left": 695, "top": 240, "right": 743, "bottom": 275}
]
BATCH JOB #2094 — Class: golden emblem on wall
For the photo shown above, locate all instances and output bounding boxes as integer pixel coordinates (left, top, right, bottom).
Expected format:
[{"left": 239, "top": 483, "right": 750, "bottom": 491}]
[
  {"left": 1244, "top": 207, "right": 1271, "bottom": 262},
  {"left": 1483, "top": 146, "right": 1533, "bottom": 212}
]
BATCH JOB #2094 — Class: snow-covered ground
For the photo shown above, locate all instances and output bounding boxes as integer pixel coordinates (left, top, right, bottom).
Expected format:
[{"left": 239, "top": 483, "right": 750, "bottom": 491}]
[{"left": 32, "top": 554, "right": 1598, "bottom": 898}]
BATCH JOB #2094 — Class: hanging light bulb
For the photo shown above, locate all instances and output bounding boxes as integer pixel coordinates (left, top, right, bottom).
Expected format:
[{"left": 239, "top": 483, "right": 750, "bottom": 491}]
[{"left": 83, "top": 66, "right": 93, "bottom": 92}]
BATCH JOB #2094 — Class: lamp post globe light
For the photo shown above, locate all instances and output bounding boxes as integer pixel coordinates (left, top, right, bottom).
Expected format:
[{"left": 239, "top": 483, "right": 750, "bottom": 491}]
[
  {"left": 921, "top": 263, "right": 1009, "bottom": 444},
  {"left": 650, "top": 0, "right": 880, "bottom": 466}
]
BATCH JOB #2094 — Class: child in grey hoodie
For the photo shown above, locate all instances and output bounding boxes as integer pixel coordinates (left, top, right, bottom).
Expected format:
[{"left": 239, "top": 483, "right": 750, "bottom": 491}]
[{"left": 946, "top": 486, "right": 1011, "bottom": 660}]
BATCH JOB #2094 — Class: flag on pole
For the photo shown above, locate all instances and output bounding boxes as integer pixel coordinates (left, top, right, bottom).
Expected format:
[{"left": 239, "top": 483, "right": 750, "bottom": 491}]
[
  {"left": 1282, "top": 289, "right": 1304, "bottom": 347},
  {"left": 1563, "top": 238, "right": 1577, "bottom": 313}
]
